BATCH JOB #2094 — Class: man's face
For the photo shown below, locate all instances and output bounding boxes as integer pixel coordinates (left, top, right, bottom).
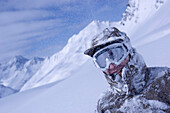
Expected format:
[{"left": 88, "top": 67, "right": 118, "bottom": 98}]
[
  {"left": 91, "top": 41, "right": 130, "bottom": 77},
  {"left": 103, "top": 56, "right": 129, "bottom": 76},
  {"left": 104, "top": 63, "right": 122, "bottom": 75}
]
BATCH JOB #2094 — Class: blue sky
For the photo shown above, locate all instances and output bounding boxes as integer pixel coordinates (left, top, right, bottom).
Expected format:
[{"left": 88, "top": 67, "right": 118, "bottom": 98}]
[{"left": 0, "top": 0, "right": 128, "bottom": 62}]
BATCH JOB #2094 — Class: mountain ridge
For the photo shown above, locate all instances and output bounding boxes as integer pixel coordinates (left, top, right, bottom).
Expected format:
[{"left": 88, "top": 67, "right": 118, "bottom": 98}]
[{"left": 0, "top": 55, "right": 44, "bottom": 97}]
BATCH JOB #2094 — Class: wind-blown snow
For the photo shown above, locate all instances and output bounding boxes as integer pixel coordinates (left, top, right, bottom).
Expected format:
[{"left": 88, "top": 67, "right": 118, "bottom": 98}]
[{"left": 0, "top": 0, "right": 170, "bottom": 112}]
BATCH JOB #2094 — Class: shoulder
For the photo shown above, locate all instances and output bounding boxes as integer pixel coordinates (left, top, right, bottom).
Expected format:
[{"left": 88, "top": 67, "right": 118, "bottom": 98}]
[
  {"left": 96, "top": 89, "right": 124, "bottom": 113},
  {"left": 144, "top": 67, "right": 170, "bottom": 105},
  {"left": 147, "top": 66, "right": 170, "bottom": 80}
]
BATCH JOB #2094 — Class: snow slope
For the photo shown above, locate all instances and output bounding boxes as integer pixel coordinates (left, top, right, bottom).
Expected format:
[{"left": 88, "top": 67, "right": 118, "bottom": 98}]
[
  {"left": 0, "top": 60, "right": 108, "bottom": 113},
  {"left": 130, "top": 0, "right": 170, "bottom": 67},
  {"left": 120, "top": 0, "right": 170, "bottom": 67},
  {"left": 0, "top": 0, "right": 170, "bottom": 112}
]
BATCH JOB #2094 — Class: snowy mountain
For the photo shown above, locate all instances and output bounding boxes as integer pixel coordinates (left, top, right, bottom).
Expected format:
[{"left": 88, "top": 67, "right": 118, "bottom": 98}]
[
  {"left": 0, "top": 0, "right": 170, "bottom": 112},
  {"left": 0, "top": 56, "right": 44, "bottom": 97},
  {"left": 0, "top": 0, "right": 169, "bottom": 98}
]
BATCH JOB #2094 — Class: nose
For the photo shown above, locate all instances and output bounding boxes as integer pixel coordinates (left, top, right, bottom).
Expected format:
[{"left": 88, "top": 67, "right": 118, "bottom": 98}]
[
  {"left": 104, "top": 63, "right": 117, "bottom": 75},
  {"left": 109, "top": 63, "right": 117, "bottom": 70}
]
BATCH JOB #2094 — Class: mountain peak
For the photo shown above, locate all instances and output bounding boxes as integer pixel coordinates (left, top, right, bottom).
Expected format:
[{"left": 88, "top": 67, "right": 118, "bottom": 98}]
[
  {"left": 8, "top": 55, "right": 29, "bottom": 68},
  {"left": 26, "top": 57, "right": 44, "bottom": 65},
  {"left": 120, "top": 0, "right": 166, "bottom": 26},
  {"left": 13, "top": 55, "right": 28, "bottom": 63}
]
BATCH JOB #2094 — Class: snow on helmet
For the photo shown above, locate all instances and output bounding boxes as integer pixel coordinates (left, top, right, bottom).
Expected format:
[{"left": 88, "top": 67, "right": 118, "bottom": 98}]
[{"left": 84, "top": 27, "right": 132, "bottom": 57}]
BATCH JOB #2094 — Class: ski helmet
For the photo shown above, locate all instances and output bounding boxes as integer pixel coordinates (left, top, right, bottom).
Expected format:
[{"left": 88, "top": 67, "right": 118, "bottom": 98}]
[{"left": 84, "top": 27, "right": 132, "bottom": 72}]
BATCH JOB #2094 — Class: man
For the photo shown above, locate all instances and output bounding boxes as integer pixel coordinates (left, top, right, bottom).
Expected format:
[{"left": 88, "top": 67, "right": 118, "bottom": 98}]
[{"left": 84, "top": 27, "right": 170, "bottom": 113}]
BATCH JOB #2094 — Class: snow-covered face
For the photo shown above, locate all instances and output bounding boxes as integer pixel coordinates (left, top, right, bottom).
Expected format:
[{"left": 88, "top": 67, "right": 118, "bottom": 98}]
[
  {"left": 93, "top": 42, "right": 130, "bottom": 74},
  {"left": 104, "top": 56, "right": 129, "bottom": 76},
  {"left": 100, "top": 48, "right": 148, "bottom": 95}
]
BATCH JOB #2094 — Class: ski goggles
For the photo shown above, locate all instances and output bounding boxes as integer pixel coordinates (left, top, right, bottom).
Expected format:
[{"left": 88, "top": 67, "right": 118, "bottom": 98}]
[{"left": 93, "top": 43, "right": 129, "bottom": 70}]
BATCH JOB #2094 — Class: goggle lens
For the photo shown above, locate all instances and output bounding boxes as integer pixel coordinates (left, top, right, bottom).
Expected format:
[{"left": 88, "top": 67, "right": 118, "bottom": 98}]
[{"left": 94, "top": 46, "right": 125, "bottom": 68}]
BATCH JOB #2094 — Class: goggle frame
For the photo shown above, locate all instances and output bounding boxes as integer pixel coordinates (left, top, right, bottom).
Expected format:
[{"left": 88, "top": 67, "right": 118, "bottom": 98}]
[{"left": 93, "top": 43, "right": 129, "bottom": 71}]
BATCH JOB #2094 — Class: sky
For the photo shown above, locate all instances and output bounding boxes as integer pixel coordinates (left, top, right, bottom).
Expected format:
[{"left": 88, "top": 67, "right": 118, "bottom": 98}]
[{"left": 0, "top": 0, "right": 128, "bottom": 63}]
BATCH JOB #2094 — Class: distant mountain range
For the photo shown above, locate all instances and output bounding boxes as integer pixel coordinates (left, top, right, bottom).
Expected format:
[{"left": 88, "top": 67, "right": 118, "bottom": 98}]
[{"left": 0, "top": 55, "right": 44, "bottom": 97}]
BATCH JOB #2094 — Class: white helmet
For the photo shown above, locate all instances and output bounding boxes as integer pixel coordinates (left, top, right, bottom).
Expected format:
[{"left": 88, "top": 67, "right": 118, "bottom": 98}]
[{"left": 84, "top": 27, "right": 132, "bottom": 71}]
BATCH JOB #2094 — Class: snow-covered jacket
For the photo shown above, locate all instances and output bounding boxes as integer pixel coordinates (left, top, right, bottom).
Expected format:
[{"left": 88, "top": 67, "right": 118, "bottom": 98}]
[{"left": 96, "top": 48, "right": 170, "bottom": 113}]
